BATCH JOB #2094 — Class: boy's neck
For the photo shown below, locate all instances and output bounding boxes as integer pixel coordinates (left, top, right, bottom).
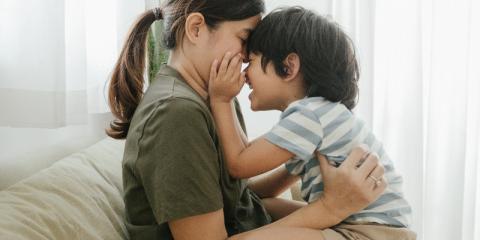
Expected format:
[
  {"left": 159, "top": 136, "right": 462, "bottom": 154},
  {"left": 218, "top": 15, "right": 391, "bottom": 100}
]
[{"left": 280, "top": 93, "right": 307, "bottom": 111}]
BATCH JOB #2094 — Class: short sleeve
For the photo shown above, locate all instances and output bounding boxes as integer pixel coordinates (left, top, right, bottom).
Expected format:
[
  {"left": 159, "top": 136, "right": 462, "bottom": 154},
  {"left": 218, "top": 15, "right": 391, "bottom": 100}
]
[
  {"left": 264, "top": 106, "right": 323, "bottom": 161},
  {"left": 135, "top": 98, "right": 223, "bottom": 224},
  {"left": 284, "top": 157, "right": 306, "bottom": 176}
]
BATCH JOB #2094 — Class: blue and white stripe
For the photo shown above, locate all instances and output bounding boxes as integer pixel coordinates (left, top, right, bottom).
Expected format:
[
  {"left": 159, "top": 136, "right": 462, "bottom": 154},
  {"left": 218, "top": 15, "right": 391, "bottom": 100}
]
[{"left": 265, "top": 97, "right": 412, "bottom": 227}]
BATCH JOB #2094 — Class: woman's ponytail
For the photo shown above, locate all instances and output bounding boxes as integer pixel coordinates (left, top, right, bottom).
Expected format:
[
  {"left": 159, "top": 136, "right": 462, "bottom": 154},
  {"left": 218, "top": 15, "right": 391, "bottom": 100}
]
[{"left": 106, "top": 8, "right": 163, "bottom": 139}]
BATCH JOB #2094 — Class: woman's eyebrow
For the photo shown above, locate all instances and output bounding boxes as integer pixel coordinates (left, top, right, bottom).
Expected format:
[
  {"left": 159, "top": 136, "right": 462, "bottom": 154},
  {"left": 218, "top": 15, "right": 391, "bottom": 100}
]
[{"left": 241, "top": 28, "right": 254, "bottom": 35}]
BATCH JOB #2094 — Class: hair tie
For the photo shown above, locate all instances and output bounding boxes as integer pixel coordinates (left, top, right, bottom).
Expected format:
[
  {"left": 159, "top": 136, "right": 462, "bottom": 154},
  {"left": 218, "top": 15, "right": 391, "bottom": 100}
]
[{"left": 152, "top": 8, "right": 162, "bottom": 20}]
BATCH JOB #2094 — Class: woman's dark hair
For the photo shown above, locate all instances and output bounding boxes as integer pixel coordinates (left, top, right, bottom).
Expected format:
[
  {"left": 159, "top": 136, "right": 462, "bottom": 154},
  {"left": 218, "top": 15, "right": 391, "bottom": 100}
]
[
  {"left": 248, "top": 7, "right": 360, "bottom": 110},
  {"left": 106, "top": 0, "right": 265, "bottom": 139}
]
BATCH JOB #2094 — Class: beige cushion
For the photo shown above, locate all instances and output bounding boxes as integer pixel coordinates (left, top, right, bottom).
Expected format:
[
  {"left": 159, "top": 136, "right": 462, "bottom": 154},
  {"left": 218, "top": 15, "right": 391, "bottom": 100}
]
[{"left": 0, "top": 138, "right": 127, "bottom": 240}]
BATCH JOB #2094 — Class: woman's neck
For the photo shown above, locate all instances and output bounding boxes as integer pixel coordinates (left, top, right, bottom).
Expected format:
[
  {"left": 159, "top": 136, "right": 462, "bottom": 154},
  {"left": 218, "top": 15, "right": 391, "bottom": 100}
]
[{"left": 168, "top": 51, "right": 208, "bottom": 101}]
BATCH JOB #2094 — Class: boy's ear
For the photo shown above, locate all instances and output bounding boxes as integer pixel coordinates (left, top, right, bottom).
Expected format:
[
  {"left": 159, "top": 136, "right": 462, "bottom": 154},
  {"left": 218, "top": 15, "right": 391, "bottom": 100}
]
[
  {"left": 283, "top": 53, "right": 301, "bottom": 82},
  {"left": 184, "top": 12, "right": 207, "bottom": 45}
]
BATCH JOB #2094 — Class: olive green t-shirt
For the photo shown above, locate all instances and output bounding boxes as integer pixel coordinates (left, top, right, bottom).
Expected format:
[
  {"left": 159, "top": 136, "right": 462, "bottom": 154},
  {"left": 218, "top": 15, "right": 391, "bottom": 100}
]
[{"left": 122, "top": 65, "right": 271, "bottom": 239}]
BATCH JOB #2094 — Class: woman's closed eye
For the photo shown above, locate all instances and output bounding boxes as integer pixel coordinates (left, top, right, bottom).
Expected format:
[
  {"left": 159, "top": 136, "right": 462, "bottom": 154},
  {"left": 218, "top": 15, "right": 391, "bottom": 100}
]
[{"left": 240, "top": 37, "right": 247, "bottom": 45}]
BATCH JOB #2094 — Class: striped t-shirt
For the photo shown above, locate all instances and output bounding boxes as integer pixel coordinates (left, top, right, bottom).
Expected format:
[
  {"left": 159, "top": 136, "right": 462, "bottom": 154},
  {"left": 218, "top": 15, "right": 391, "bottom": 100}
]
[{"left": 264, "top": 97, "right": 412, "bottom": 227}]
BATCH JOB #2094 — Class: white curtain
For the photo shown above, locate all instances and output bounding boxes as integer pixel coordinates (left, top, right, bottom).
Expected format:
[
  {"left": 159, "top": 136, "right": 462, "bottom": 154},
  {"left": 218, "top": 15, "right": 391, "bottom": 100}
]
[
  {"left": 0, "top": 0, "right": 145, "bottom": 168},
  {"left": 0, "top": 0, "right": 145, "bottom": 128},
  {"left": 374, "top": 0, "right": 480, "bottom": 239},
  {"left": 240, "top": 1, "right": 480, "bottom": 239}
]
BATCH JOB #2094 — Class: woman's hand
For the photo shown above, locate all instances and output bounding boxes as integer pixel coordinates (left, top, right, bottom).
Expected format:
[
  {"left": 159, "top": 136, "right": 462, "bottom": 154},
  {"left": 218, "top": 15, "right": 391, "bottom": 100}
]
[
  {"left": 208, "top": 52, "right": 246, "bottom": 104},
  {"left": 317, "top": 145, "right": 387, "bottom": 223},
  {"left": 229, "top": 145, "right": 387, "bottom": 233}
]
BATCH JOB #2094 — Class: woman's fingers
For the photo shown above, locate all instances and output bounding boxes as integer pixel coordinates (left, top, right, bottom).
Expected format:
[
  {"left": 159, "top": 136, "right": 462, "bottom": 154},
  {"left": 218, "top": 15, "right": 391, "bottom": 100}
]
[
  {"left": 365, "top": 163, "right": 385, "bottom": 190},
  {"left": 340, "top": 144, "right": 370, "bottom": 170},
  {"left": 318, "top": 146, "right": 387, "bottom": 221},
  {"left": 358, "top": 152, "right": 380, "bottom": 180},
  {"left": 374, "top": 176, "right": 388, "bottom": 194},
  {"left": 316, "top": 151, "right": 334, "bottom": 176}
]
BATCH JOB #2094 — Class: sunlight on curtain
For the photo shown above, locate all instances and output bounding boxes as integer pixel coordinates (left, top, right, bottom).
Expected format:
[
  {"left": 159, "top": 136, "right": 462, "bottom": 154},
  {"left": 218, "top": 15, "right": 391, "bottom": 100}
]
[
  {"left": 243, "top": 1, "right": 480, "bottom": 239},
  {"left": 0, "top": 0, "right": 144, "bottom": 128},
  {"left": 0, "top": 0, "right": 144, "bottom": 173},
  {"left": 374, "top": 0, "right": 480, "bottom": 239}
]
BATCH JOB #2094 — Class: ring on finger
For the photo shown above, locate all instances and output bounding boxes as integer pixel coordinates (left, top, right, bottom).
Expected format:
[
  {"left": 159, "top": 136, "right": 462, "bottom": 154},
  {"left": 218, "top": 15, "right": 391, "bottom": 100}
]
[{"left": 368, "top": 175, "right": 382, "bottom": 187}]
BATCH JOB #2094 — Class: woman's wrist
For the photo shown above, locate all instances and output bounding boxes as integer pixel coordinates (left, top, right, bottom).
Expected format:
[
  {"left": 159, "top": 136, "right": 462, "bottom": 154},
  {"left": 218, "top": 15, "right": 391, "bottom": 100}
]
[{"left": 318, "top": 195, "right": 347, "bottom": 225}]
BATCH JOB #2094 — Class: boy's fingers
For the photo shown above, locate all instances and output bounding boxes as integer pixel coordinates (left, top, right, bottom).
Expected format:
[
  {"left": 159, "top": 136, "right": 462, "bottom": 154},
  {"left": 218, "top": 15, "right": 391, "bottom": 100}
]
[
  {"left": 209, "top": 59, "right": 218, "bottom": 82},
  {"left": 226, "top": 55, "right": 241, "bottom": 81},
  {"left": 236, "top": 55, "right": 243, "bottom": 71},
  {"left": 219, "top": 52, "right": 232, "bottom": 76},
  {"left": 230, "top": 54, "right": 241, "bottom": 69},
  {"left": 238, "top": 72, "right": 246, "bottom": 88}
]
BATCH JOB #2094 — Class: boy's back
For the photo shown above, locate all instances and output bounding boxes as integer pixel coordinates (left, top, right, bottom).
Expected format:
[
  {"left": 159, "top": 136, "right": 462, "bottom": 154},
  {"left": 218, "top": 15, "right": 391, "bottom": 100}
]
[{"left": 264, "top": 97, "right": 412, "bottom": 227}]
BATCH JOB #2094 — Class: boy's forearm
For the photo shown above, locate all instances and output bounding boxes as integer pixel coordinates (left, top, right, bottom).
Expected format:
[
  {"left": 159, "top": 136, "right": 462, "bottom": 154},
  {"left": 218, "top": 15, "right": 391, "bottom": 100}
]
[
  {"left": 248, "top": 166, "right": 299, "bottom": 198},
  {"left": 210, "top": 101, "right": 247, "bottom": 173},
  {"left": 231, "top": 102, "right": 249, "bottom": 147}
]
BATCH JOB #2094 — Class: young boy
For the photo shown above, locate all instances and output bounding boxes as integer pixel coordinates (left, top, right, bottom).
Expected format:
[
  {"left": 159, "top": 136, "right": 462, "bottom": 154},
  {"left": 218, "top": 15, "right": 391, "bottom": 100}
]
[{"left": 209, "top": 6, "right": 415, "bottom": 239}]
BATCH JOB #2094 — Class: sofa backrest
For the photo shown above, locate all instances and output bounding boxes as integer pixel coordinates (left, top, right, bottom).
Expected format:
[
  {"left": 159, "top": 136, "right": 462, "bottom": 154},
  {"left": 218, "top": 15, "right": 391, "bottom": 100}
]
[{"left": 0, "top": 137, "right": 127, "bottom": 239}]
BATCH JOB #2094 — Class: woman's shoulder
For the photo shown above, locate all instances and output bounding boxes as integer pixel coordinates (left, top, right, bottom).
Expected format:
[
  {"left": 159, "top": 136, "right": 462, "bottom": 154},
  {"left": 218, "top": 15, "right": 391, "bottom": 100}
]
[
  {"left": 139, "top": 97, "right": 212, "bottom": 132},
  {"left": 142, "top": 75, "right": 207, "bottom": 109},
  {"left": 128, "top": 93, "right": 213, "bottom": 147}
]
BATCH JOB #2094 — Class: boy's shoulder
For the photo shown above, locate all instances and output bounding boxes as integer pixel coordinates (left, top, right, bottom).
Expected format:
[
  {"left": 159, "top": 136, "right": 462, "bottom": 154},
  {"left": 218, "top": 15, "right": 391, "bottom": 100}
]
[{"left": 283, "top": 97, "right": 349, "bottom": 118}]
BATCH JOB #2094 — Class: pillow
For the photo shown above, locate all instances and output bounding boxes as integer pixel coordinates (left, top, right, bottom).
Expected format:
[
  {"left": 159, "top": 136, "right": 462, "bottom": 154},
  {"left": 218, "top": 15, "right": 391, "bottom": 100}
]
[
  {"left": 0, "top": 138, "right": 127, "bottom": 240},
  {"left": 0, "top": 134, "right": 108, "bottom": 190}
]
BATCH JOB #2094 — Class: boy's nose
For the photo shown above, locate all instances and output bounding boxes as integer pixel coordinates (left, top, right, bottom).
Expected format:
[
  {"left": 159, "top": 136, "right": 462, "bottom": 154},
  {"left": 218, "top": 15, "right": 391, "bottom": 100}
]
[{"left": 239, "top": 53, "right": 248, "bottom": 63}]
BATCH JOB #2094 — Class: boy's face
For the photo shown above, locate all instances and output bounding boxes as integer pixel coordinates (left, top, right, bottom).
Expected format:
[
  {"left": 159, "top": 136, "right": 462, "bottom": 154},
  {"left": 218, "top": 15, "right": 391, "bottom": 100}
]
[{"left": 244, "top": 53, "right": 287, "bottom": 111}]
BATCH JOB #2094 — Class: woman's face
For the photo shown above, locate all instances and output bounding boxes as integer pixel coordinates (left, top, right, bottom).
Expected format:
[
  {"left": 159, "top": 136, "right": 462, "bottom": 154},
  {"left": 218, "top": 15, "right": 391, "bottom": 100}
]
[{"left": 198, "top": 15, "right": 261, "bottom": 83}]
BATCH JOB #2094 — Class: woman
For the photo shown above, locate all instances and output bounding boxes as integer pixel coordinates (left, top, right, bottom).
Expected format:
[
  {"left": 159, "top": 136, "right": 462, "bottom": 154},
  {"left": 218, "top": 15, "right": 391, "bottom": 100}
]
[{"left": 106, "top": 1, "right": 385, "bottom": 239}]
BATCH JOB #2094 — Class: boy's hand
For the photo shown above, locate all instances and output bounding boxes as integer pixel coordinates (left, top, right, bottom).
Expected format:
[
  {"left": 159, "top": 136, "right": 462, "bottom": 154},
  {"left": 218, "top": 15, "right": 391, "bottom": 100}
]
[{"left": 208, "top": 52, "right": 246, "bottom": 104}]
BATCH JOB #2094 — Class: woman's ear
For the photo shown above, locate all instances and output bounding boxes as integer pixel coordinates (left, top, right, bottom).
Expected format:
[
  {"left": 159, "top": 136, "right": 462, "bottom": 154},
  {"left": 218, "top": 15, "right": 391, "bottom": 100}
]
[
  {"left": 184, "top": 12, "right": 207, "bottom": 45},
  {"left": 283, "top": 53, "right": 301, "bottom": 82}
]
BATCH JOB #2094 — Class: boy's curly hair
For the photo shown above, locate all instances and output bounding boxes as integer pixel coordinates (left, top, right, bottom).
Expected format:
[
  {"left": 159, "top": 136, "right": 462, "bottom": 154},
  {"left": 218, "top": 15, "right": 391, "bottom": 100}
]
[{"left": 248, "top": 7, "right": 360, "bottom": 110}]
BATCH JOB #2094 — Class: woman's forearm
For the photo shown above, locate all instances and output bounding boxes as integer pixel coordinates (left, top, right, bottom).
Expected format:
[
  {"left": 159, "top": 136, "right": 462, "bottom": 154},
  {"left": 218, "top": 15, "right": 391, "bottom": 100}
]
[{"left": 262, "top": 196, "right": 342, "bottom": 230}]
